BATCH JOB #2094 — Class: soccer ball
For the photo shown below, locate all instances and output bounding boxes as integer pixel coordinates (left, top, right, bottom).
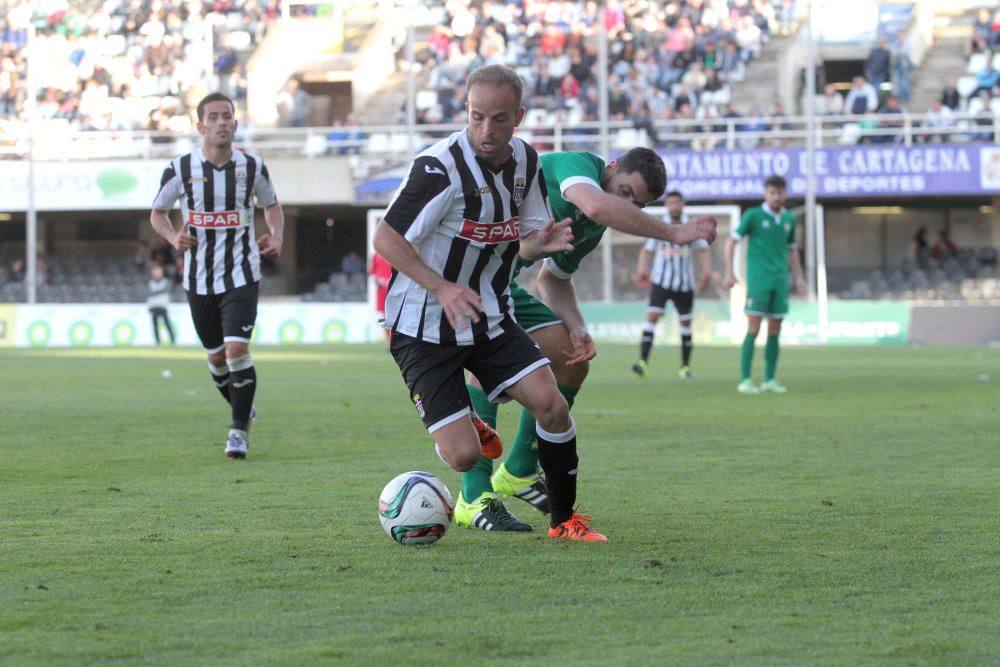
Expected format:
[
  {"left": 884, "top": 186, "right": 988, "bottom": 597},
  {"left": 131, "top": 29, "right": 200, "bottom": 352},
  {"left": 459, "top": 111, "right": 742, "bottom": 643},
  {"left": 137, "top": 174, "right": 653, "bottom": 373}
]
[{"left": 378, "top": 471, "right": 453, "bottom": 545}]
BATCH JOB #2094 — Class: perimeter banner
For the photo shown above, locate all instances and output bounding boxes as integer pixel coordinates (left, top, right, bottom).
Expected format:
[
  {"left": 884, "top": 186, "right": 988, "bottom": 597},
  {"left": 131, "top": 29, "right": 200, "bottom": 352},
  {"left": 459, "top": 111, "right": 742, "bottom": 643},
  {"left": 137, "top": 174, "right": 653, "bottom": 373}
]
[{"left": 661, "top": 144, "right": 1000, "bottom": 200}]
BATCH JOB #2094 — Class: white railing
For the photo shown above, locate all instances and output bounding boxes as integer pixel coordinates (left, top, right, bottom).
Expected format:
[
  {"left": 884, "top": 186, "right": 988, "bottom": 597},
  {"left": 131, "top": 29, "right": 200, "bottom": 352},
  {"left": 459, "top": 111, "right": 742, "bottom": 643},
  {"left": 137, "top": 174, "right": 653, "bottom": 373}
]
[{"left": 1, "top": 111, "right": 997, "bottom": 163}]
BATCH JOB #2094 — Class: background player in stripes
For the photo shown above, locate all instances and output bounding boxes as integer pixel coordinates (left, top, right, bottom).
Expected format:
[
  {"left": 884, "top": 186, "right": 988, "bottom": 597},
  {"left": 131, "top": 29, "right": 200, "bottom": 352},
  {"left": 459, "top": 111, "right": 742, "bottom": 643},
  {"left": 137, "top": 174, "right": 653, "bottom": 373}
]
[
  {"left": 724, "top": 174, "right": 806, "bottom": 394},
  {"left": 631, "top": 190, "right": 713, "bottom": 379},
  {"left": 373, "top": 65, "right": 608, "bottom": 541},
  {"left": 150, "top": 92, "right": 284, "bottom": 459},
  {"left": 456, "top": 150, "right": 718, "bottom": 532}
]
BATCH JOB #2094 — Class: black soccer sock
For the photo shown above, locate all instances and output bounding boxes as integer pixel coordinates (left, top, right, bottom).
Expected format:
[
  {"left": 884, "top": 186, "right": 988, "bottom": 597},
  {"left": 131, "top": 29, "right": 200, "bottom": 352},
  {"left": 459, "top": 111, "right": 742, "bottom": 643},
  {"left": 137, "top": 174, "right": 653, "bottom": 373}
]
[
  {"left": 535, "top": 419, "right": 578, "bottom": 527},
  {"left": 227, "top": 354, "right": 256, "bottom": 431},
  {"left": 680, "top": 321, "right": 693, "bottom": 366},
  {"left": 209, "top": 363, "right": 231, "bottom": 403},
  {"left": 640, "top": 322, "right": 656, "bottom": 362}
]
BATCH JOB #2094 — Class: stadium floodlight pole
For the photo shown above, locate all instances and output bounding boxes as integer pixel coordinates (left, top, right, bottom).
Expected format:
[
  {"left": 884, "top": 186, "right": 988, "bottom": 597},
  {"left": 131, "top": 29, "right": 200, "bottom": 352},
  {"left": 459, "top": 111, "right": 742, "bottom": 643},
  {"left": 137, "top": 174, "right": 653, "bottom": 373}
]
[
  {"left": 405, "top": 3, "right": 416, "bottom": 153},
  {"left": 804, "top": 0, "right": 818, "bottom": 305},
  {"left": 26, "top": 20, "right": 38, "bottom": 305},
  {"left": 598, "top": 6, "right": 613, "bottom": 303}
]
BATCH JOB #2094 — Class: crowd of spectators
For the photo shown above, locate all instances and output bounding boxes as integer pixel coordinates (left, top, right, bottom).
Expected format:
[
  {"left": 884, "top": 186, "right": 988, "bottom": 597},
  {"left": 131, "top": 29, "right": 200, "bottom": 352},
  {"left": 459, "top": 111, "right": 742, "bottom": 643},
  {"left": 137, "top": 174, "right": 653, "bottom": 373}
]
[
  {"left": 412, "top": 0, "right": 798, "bottom": 147},
  {"left": 0, "top": 0, "right": 280, "bottom": 134}
]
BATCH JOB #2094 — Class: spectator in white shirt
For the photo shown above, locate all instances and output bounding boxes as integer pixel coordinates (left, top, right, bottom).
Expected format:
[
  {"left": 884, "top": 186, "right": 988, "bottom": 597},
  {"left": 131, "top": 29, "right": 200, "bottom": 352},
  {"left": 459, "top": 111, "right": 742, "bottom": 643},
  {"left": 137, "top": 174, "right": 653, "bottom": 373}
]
[
  {"left": 920, "top": 98, "right": 954, "bottom": 143},
  {"left": 844, "top": 75, "right": 878, "bottom": 115}
]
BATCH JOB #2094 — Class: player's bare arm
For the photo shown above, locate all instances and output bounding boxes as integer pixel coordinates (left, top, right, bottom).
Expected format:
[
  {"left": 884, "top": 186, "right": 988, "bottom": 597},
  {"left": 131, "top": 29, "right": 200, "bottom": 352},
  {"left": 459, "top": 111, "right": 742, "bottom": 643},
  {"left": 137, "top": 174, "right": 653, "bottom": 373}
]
[
  {"left": 565, "top": 184, "right": 717, "bottom": 245},
  {"left": 789, "top": 247, "right": 807, "bottom": 295},
  {"left": 518, "top": 217, "right": 573, "bottom": 261},
  {"left": 535, "top": 264, "right": 596, "bottom": 365},
  {"left": 697, "top": 247, "right": 713, "bottom": 292},
  {"left": 150, "top": 208, "right": 197, "bottom": 251},
  {"left": 723, "top": 235, "right": 739, "bottom": 287},
  {"left": 633, "top": 246, "right": 653, "bottom": 288},
  {"left": 257, "top": 202, "right": 285, "bottom": 258},
  {"left": 373, "top": 219, "right": 483, "bottom": 329}
]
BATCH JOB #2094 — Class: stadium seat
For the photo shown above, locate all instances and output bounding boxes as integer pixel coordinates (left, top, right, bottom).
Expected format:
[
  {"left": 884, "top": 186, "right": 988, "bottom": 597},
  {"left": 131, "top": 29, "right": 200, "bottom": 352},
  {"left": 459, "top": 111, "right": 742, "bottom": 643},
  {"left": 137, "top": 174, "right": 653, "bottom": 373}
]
[
  {"left": 366, "top": 133, "right": 391, "bottom": 154},
  {"left": 839, "top": 123, "right": 862, "bottom": 145},
  {"left": 613, "top": 128, "right": 640, "bottom": 150},
  {"left": 956, "top": 76, "right": 979, "bottom": 102},
  {"left": 990, "top": 98, "right": 1000, "bottom": 116},
  {"left": 712, "top": 87, "right": 732, "bottom": 106},
  {"left": 968, "top": 52, "right": 988, "bottom": 74},
  {"left": 524, "top": 109, "right": 551, "bottom": 128},
  {"left": 303, "top": 134, "right": 329, "bottom": 157},
  {"left": 415, "top": 90, "right": 438, "bottom": 111}
]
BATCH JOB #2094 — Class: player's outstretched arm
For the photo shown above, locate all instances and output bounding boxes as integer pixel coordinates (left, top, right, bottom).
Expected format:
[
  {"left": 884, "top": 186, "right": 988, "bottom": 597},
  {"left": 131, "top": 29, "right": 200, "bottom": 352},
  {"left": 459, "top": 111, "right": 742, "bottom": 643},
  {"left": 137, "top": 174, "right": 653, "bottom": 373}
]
[
  {"left": 697, "top": 247, "right": 713, "bottom": 292},
  {"left": 633, "top": 246, "right": 653, "bottom": 288},
  {"left": 150, "top": 209, "right": 197, "bottom": 251},
  {"left": 535, "top": 264, "right": 595, "bottom": 365},
  {"left": 519, "top": 217, "right": 573, "bottom": 261},
  {"left": 373, "top": 219, "right": 482, "bottom": 329},
  {"left": 566, "top": 184, "right": 716, "bottom": 244}
]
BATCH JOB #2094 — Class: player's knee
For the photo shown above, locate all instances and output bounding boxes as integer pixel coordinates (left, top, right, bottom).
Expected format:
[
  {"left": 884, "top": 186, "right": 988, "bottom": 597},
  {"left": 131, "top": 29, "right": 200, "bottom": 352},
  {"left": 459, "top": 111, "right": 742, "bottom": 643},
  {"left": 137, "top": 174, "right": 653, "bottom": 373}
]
[
  {"left": 207, "top": 351, "right": 227, "bottom": 368},
  {"left": 437, "top": 443, "right": 479, "bottom": 472},
  {"left": 225, "top": 342, "right": 250, "bottom": 360},
  {"left": 533, "top": 391, "right": 571, "bottom": 432}
]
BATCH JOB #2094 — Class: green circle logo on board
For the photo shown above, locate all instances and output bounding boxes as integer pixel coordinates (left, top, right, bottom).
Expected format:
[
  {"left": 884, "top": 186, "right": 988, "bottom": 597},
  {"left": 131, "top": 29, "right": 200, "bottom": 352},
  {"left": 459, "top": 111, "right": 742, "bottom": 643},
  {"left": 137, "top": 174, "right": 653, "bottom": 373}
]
[
  {"left": 28, "top": 321, "right": 51, "bottom": 347},
  {"left": 112, "top": 321, "right": 136, "bottom": 346},
  {"left": 279, "top": 320, "right": 304, "bottom": 344},
  {"left": 69, "top": 321, "right": 94, "bottom": 347},
  {"left": 322, "top": 320, "right": 347, "bottom": 343}
]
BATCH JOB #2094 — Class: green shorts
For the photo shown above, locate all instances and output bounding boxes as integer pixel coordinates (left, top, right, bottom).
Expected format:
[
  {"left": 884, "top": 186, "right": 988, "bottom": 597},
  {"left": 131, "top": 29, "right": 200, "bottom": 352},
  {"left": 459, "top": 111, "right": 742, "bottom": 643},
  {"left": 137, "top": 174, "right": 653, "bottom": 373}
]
[
  {"left": 745, "top": 283, "right": 789, "bottom": 318},
  {"left": 510, "top": 281, "right": 562, "bottom": 332}
]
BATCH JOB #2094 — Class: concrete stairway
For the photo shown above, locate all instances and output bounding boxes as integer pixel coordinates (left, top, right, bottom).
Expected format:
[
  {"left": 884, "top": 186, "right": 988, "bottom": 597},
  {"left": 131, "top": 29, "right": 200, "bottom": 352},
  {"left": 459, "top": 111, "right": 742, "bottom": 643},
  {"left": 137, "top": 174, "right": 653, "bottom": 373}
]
[
  {"left": 730, "top": 33, "right": 795, "bottom": 114},
  {"left": 909, "top": 12, "right": 974, "bottom": 112}
]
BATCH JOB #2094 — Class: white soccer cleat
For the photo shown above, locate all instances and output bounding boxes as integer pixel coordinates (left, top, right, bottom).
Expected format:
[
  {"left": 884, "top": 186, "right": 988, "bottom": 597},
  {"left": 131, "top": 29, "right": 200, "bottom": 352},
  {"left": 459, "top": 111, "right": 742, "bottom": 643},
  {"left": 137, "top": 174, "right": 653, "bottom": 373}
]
[{"left": 225, "top": 429, "right": 249, "bottom": 459}]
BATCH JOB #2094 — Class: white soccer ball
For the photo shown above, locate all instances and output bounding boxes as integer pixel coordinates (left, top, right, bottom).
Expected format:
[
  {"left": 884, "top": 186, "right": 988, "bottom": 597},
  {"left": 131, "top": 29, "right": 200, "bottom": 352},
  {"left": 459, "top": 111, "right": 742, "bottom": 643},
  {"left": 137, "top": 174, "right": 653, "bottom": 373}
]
[{"left": 378, "top": 471, "right": 453, "bottom": 545}]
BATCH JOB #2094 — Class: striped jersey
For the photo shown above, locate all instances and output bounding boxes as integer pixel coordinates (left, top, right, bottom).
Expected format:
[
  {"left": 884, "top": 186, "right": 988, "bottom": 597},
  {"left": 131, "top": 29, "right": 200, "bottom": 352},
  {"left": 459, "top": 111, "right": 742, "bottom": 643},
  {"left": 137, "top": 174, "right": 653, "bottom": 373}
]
[
  {"left": 383, "top": 130, "right": 551, "bottom": 345},
  {"left": 643, "top": 214, "right": 710, "bottom": 292},
  {"left": 152, "top": 147, "right": 278, "bottom": 295}
]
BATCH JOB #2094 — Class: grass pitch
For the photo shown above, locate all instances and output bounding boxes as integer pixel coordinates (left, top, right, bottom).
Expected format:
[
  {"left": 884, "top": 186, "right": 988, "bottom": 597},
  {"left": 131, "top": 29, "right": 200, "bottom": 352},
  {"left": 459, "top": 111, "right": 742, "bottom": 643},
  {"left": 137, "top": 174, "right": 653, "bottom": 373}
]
[{"left": 2, "top": 343, "right": 999, "bottom": 666}]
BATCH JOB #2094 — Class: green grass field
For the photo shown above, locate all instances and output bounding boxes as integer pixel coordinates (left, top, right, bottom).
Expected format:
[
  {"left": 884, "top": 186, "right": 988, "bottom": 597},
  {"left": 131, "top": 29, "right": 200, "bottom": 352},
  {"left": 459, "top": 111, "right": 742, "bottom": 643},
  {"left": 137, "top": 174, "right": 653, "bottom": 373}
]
[{"left": 2, "top": 343, "right": 999, "bottom": 666}]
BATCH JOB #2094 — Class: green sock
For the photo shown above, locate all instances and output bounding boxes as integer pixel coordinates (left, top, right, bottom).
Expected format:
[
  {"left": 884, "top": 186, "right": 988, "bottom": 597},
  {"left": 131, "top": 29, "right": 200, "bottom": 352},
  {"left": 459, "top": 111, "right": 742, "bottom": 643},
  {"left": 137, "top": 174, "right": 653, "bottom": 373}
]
[
  {"left": 740, "top": 332, "right": 757, "bottom": 381},
  {"left": 461, "top": 384, "right": 496, "bottom": 502},
  {"left": 468, "top": 384, "right": 497, "bottom": 428},
  {"left": 764, "top": 334, "right": 780, "bottom": 381},
  {"left": 506, "top": 384, "right": 580, "bottom": 478}
]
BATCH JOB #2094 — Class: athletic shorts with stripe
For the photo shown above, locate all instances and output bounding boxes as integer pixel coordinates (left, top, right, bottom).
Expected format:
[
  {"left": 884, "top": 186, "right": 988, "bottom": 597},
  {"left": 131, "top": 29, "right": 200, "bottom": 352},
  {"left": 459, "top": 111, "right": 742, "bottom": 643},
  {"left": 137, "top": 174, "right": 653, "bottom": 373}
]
[
  {"left": 510, "top": 280, "right": 561, "bottom": 332},
  {"left": 187, "top": 281, "right": 259, "bottom": 353},
  {"left": 745, "top": 282, "right": 789, "bottom": 318},
  {"left": 389, "top": 320, "right": 550, "bottom": 433},
  {"left": 647, "top": 284, "right": 694, "bottom": 317}
]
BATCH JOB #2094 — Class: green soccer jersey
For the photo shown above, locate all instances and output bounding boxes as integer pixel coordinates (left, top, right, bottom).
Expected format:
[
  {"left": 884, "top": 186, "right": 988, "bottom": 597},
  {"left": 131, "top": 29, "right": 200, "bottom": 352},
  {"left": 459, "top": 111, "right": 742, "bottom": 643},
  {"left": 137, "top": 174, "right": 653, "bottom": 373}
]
[
  {"left": 537, "top": 151, "right": 610, "bottom": 277},
  {"left": 734, "top": 204, "right": 797, "bottom": 290}
]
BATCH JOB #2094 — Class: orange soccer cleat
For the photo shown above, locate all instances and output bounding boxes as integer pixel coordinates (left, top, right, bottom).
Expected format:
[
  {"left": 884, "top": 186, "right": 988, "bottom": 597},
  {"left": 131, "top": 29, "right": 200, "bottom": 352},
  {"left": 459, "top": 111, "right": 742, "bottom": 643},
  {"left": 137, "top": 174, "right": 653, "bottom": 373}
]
[
  {"left": 471, "top": 413, "right": 503, "bottom": 460},
  {"left": 547, "top": 510, "right": 607, "bottom": 542}
]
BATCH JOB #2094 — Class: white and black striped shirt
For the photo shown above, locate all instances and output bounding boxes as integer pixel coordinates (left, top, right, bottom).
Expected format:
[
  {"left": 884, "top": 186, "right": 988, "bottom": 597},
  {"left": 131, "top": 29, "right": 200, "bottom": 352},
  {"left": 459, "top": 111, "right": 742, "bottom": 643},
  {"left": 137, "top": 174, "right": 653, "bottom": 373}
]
[
  {"left": 383, "top": 130, "right": 551, "bottom": 345},
  {"left": 152, "top": 147, "right": 278, "bottom": 295},
  {"left": 644, "top": 215, "right": 710, "bottom": 292}
]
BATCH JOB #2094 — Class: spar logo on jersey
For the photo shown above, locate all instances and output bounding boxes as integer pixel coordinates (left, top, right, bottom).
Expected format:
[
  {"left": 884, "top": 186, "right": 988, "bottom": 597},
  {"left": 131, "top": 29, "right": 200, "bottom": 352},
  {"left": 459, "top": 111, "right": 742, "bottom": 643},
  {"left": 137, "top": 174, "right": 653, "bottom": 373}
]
[
  {"left": 458, "top": 217, "right": 520, "bottom": 243},
  {"left": 187, "top": 210, "right": 250, "bottom": 228},
  {"left": 513, "top": 177, "right": 526, "bottom": 207}
]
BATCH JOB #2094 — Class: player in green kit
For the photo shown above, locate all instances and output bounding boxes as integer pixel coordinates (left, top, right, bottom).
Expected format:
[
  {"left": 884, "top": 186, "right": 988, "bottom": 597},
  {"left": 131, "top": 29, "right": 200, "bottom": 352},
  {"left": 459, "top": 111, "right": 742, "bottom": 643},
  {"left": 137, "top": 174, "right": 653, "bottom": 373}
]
[
  {"left": 453, "top": 148, "right": 718, "bottom": 532},
  {"left": 723, "top": 175, "right": 806, "bottom": 394}
]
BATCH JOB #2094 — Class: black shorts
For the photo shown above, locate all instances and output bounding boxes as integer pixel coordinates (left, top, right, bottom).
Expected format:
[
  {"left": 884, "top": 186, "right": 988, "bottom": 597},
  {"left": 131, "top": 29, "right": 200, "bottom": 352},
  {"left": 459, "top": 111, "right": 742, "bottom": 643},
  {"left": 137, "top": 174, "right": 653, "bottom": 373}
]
[
  {"left": 648, "top": 285, "right": 694, "bottom": 317},
  {"left": 186, "top": 282, "right": 259, "bottom": 353},
  {"left": 389, "top": 321, "right": 549, "bottom": 433}
]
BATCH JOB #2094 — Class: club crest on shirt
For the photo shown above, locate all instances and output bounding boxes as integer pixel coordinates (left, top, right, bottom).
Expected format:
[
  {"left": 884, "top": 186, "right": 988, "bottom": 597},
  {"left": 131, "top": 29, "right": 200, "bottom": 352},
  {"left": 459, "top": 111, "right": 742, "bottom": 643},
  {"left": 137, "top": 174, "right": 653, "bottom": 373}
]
[
  {"left": 235, "top": 168, "right": 246, "bottom": 184},
  {"left": 513, "top": 177, "right": 526, "bottom": 207}
]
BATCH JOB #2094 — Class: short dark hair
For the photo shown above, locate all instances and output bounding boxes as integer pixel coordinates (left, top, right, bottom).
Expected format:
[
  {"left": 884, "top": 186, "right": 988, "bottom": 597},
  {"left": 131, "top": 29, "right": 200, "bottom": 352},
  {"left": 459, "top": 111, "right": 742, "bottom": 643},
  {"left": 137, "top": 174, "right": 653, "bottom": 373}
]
[
  {"left": 764, "top": 174, "right": 787, "bottom": 190},
  {"left": 616, "top": 148, "right": 667, "bottom": 201},
  {"left": 665, "top": 190, "right": 684, "bottom": 200},
  {"left": 196, "top": 92, "right": 235, "bottom": 122},
  {"left": 466, "top": 65, "right": 525, "bottom": 108}
]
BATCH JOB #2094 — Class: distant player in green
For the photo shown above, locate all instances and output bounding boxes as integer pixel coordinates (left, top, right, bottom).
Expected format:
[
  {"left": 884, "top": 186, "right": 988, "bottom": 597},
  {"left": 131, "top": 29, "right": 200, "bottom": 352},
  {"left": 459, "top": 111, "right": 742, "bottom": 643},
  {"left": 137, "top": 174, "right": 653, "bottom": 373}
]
[
  {"left": 454, "top": 149, "right": 718, "bottom": 532},
  {"left": 723, "top": 175, "right": 806, "bottom": 394}
]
